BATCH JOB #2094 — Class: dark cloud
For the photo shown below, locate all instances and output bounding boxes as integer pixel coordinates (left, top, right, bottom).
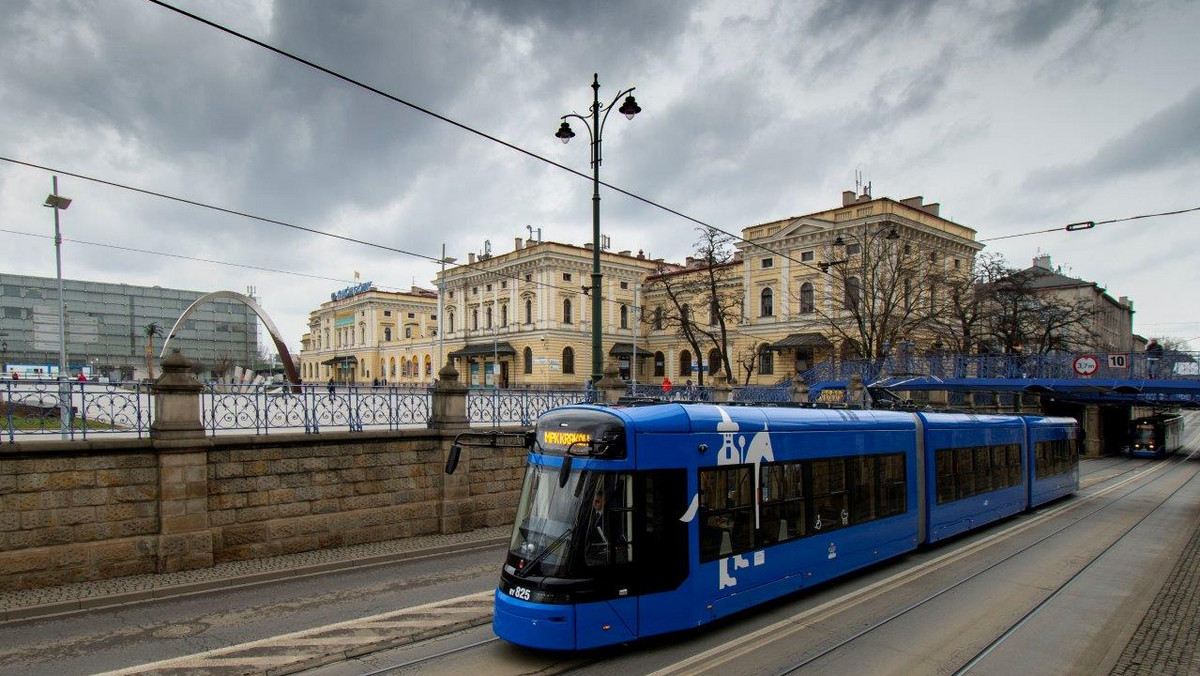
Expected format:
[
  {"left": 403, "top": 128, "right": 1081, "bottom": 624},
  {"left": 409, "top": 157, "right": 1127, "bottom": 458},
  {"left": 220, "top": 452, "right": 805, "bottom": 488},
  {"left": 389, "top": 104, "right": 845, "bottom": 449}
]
[{"left": 1024, "top": 85, "right": 1200, "bottom": 188}]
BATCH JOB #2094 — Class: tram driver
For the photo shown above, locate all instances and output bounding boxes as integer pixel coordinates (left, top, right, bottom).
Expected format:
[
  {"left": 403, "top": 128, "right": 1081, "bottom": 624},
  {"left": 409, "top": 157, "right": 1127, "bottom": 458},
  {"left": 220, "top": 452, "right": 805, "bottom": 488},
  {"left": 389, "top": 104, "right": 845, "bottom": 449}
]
[{"left": 585, "top": 486, "right": 609, "bottom": 565}]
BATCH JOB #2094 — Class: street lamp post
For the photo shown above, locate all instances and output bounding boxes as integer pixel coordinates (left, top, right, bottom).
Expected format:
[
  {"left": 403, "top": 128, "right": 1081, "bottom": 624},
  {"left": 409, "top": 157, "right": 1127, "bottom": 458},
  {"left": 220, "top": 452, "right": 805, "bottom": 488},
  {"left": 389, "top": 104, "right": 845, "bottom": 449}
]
[
  {"left": 556, "top": 73, "right": 641, "bottom": 384},
  {"left": 44, "top": 176, "right": 73, "bottom": 438}
]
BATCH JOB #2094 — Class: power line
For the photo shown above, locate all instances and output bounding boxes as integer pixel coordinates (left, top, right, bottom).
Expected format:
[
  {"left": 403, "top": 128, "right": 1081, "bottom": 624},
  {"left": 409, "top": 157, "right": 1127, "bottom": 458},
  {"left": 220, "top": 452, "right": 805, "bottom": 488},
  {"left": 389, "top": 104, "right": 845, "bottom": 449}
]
[
  {"left": 979, "top": 206, "right": 1200, "bottom": 242},
  {"left": 0, "top": 227, "right": 405, "bottom": 289},
  {"left": 144, "top": 0, "right": 836, "bottom": 277}
]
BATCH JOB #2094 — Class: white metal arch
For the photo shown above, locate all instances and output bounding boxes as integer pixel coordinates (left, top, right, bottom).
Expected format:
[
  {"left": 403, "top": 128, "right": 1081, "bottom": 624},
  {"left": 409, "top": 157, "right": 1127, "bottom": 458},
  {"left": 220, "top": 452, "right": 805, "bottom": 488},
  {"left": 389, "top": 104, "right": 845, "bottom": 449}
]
[{"left": 160, "top": 290, "right": 299, "bottom": 384}]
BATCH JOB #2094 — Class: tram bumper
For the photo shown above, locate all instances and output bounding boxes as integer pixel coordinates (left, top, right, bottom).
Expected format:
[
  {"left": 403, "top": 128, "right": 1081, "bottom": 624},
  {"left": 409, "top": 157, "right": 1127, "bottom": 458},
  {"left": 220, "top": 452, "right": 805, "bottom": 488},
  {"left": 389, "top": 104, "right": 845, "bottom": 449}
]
[{"left": 493, "top": 588, "right": 576, "bottom": 649}]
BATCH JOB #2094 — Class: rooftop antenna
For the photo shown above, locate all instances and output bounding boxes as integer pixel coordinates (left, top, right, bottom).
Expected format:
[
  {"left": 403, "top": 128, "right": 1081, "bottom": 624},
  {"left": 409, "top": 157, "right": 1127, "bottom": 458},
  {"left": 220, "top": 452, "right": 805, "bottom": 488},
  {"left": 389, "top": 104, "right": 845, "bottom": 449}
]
[
  {"left": 482, "top": 239, "right": 492, "bottom": 259},
  {"left": 855, "top": 169, "right": 862, "bottom": 194},
  {"left": 526, "top": 225, "right": 542, "bottom": 243}
]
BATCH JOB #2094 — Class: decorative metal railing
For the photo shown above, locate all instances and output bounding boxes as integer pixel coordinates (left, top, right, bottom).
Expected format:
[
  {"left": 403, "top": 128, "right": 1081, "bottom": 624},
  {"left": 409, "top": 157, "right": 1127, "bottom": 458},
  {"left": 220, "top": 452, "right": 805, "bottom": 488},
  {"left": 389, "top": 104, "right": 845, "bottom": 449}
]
[
  {"left": 202, "top": 384, "right": 431, "bottom": 434},
  {"left": 801, "top": 351, "right": 1200, "bottom": 385},
  {"left": 466, "top": 388, "right": 591, "bottom": 425},
  {"left": 2, "top": 380, "right": 152, "bottom": 443},
  {"left": 731, "top": 385, "right": 791, "bottom": 403},
  {"left": 625, "top": 383, "right": 713, "bottom": 401}
]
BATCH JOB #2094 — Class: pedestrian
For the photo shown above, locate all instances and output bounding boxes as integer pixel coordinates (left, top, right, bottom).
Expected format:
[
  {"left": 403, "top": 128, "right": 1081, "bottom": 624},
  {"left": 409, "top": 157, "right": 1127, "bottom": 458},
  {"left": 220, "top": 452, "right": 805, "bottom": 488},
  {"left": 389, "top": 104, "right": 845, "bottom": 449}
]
[
  {"left": 327, "top": 377, "right": 335, "bottom": 396},
  {"left": 372, "top": 377, "right": 379, "bottom": 387},
  {"left": 661, "top": 376, "right": 672, "bottom": 397},
  {"left": 685, "top": 379, "right": 694, "bottom": 400},
  {"left": 1146, "top": 339, "right": 1163, "bottom": 378},
  {"left": 77, "top": 372, "right": 87, "bottom": 382}
]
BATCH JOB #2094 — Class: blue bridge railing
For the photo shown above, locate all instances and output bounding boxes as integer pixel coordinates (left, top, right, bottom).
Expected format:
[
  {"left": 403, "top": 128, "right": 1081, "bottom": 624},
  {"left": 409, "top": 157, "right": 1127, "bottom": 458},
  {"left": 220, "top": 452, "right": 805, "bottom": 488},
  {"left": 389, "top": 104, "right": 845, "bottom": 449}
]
[{"left": 466, "top": 388, "right": 592, "bottom": 426}]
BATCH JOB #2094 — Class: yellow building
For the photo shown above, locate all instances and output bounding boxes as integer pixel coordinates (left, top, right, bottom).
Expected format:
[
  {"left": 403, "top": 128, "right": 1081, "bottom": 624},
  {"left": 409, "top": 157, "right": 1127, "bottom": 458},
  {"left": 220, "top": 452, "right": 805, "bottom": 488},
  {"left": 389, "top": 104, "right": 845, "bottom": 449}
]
[
  {"left": 436, "top": 235, "right": 666, "bottom": 388},
  {"left": 641, "top": 191, "right": 983, "bottom": 385},
  {"left": 298, "top": 284, "right": 439, "bottom": 385}
]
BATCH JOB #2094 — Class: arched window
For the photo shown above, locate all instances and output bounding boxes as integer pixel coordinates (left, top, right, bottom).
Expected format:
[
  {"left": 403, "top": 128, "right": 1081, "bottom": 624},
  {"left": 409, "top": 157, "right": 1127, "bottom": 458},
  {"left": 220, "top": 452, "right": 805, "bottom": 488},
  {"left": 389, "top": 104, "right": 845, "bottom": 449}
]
[
  {"left": 563, "top": 299, "right": 573, "bottom": 324},
  {"left": 760, "top": 288, "right": 774, "bottom": 317},
  {"left": 708, "top": 348, "right": 722, "bottom": 376},
  {"left": 844, "top": 277, "right": 861, "bottom": 310},
  {"left": 760, "top": 345, "right": 775, "bottom": 375},
  {"left": 384, "top": 327, "right": 392, "bottom": 341},
  {"left": 359, "top": 324, "right": 365, "bottom": 343},
  {"left": 389, "top": 358, "right": 396, "bottom": 377},
  {"left": 654, "top": 351, "right": 665, "bottom": 377},
  {"left": 472, "top": 308, "right": 479, "bottom": 330},
  {"left": 679, "top": 350, "right": 692, "bottom": 377},
  {"left": 620, "top": 304, "right": 629, "bottom": 329},
  {"left": 404, "top": 326, "right": 412, "bottom": 339},
  {"left": 448, "top": 312, "right": 455, "bottom": 333},
  {"left": 501, "top": 304, "right": 508, "bottom": 327},
  {"left": 523, "top": 346, "right": 533, "bottom": 374},
  {"left": 654, "top": 307, "right": 663, "bottom": 330},
  {"left": 425, "top": 355, "right": 432, "bottom": 377},
  {"left": 486, "top": 306, "right": 493, "bottom": 329},
  {"left": 524, "top": 299, "right": 532, "bottom": 324},
  {"left": 800, "top": 282, "right": 815, "bottom": 313},
  {"left": 563, "top": 346, "right": 575, "bottom": 374}
]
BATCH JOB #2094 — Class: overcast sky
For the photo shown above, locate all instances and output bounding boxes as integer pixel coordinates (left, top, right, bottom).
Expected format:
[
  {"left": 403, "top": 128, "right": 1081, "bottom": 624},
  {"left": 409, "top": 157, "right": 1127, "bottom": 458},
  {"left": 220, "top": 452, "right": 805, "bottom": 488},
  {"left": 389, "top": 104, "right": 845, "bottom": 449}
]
[{"left": 2, "top": 0, "right": 1198, "bottom": 356}]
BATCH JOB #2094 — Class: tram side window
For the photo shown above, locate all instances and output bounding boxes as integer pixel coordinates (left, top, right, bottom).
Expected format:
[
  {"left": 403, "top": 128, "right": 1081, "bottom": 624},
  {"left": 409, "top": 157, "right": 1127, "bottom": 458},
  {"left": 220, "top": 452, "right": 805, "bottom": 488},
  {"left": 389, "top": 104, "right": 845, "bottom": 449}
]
[
  {"left": 973, "top": 447, "right": 992, "bottom": 494},
  {"left": 850, "top": 456, "right": 878, "bottom": 524},
  {"left": 877, "top": 453, "right": 908, "bottom": 518},
  {"left": 1000, "top": 444, "right": 1023, "bottom": 488},
  {"left": 585, "top": 473, "right": 635, "bottom": 567},
  {"left": 1036, "top": 440, "right": 1074, "bottom": 479},
  {"left": 638, "top": 470, "right": 688, "bottom": 593},
  {"left": 699, "top": 465, "right": 755, "bottom": 562},
  {"left": 760, "top": 462, "right": 805, "bottom": 545},
  {"left": 935, "top": 449, "right": 956, "bottom": 505},
  {"left": 810, "top": 458, "right": 849, "bottom": 533},
  {"left": 955, "top": 448, "right": 976, "bottom": 502}
]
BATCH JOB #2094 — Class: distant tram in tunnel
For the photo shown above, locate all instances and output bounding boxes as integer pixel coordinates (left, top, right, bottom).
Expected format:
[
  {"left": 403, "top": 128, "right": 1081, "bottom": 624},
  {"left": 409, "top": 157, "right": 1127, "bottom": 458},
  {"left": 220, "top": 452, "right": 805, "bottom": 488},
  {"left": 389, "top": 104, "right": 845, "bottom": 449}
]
[
  {"left": 458, "top": 403, "right": 1079, "bottom": 650},
  {"left": 1126, "top": 413, "right": 1184, "bottom": 458}
]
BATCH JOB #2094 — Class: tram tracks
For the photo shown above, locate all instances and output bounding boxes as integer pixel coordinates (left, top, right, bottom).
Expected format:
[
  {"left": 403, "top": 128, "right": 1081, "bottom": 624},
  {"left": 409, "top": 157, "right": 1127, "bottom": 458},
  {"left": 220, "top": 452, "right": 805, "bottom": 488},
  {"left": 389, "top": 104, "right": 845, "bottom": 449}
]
[{"left": 645, "top": 453, "right": 1198, "bottom": 676}]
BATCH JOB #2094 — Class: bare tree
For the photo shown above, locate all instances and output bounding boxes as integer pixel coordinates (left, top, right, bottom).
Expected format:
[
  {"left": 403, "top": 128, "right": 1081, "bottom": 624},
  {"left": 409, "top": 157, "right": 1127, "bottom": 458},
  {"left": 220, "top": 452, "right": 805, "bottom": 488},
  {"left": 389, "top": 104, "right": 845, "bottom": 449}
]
[
  {"left": 929, "top": 252, "right": 1009, "bottom": 354},
  {"left": 735, "top": 341, "right": 764, "bottom": 385},
  {"left": 643, "top": 229, "right": 744, "bottom": 386},
  {"left": 985, "top": 267, "right": 1097, "bottom": 354},
  {"left": 798, "top": 225, "right": 946, "bottom": 364}
]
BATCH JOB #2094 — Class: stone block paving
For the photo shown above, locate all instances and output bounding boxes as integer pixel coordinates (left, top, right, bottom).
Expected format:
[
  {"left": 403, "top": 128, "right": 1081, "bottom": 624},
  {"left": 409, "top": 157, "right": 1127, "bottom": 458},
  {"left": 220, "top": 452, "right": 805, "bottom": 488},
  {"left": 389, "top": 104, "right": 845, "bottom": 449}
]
[
  {"left": 1110, "top": 519, "right": 1200, "bottom": 676},
  {"left": 0, "top": 526, "right": 510, "bottom": 622}
]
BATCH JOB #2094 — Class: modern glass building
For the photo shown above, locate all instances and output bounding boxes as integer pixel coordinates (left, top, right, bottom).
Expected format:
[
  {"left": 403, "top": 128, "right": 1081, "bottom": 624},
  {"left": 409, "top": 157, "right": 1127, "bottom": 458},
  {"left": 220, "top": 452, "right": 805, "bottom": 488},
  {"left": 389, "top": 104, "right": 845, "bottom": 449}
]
[{"left": 0, "top": 273, "right": 258, "bottom": 380}]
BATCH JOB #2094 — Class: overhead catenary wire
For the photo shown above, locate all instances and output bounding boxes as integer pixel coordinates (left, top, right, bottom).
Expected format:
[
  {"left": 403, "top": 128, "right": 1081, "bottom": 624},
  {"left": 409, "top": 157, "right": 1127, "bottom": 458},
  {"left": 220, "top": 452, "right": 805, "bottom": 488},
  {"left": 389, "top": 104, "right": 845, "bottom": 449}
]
[{"left": 979, "top": 206, "right": 1200, "bottom": 242}]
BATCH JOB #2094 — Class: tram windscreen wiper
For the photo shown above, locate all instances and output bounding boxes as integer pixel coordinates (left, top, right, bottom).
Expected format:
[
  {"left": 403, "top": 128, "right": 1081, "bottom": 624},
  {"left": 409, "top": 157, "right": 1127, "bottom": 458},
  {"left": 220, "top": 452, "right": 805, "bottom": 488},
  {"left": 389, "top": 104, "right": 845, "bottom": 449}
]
[{"left": 514, "top": 527, "right": 574, "bottom": 579}]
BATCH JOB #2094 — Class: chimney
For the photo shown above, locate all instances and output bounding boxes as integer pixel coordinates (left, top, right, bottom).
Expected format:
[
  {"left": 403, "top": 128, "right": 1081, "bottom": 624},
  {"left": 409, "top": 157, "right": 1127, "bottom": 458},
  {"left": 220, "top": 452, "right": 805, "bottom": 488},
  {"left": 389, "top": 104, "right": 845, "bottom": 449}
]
[
  {"left": 1119, "top": 296, "right": 1134, "bottom": 311},
  {"left": 637, "top": 249, "right": 645, "bottom": 259},
  {"left": 857, "top": 193, "right": 871, "bottom": 203},
  {"left": 584, "top": 243, "right": 594, "bottom": 250},
  {"left": 1033, "top": 254, "right": 1052, "bottom": 270},
  {"left": 618, "top": 250, "right": 631, "bottom": 256},
  {"left": 842, "top": 190, "right": 857, "bottom": 206},
  {"left": 468, "top": 252, "right": 476, "bottom": 264},
  {"left": 514, "top": 237, "right": 523, "bottom": 250},
  {"left": 923, "top": 203, "right": 940, "bottom": 216},
  {"left": 900, "top": 196, "right": 924, "bottom": 207}
]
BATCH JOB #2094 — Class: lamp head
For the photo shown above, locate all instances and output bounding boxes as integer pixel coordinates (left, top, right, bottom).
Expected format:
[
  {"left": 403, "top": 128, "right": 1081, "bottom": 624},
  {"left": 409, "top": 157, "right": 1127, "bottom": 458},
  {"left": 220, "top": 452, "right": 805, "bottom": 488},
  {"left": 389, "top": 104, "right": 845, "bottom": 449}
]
[
  {"left": 833, "top": 235, "right": 845, "bottom": 247},
  {"left": 44, "top": 195, "right": 72, "bottom": 210},
  {"left": 618, "top": 95, "right": 641, "bottom": 120},
  {"left": 555, "top": 121, "right": 576, "bottom": 144}
]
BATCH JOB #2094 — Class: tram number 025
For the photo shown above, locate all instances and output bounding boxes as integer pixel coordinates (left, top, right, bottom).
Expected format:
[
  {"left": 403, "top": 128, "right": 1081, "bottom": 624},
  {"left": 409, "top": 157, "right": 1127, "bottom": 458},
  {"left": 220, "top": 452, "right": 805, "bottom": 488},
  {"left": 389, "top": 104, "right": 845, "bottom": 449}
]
[{"left": 508, "top": 586, "right": 532, "bottom": 601}]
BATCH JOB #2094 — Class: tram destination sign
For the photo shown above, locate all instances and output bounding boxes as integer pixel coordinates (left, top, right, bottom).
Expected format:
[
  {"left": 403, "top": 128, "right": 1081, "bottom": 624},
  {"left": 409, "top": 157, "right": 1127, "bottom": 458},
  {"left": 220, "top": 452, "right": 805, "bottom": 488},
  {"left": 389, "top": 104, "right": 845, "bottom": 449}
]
[{"left": 331, "top": 281, "right": 372, "bottom": 302}]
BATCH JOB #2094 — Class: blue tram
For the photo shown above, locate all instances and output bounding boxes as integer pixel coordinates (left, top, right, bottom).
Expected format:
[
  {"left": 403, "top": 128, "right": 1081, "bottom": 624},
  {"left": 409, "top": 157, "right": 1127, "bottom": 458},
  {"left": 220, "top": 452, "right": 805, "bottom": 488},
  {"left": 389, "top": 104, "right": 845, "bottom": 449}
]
[
  {"left": 486, "top": 404, "right": 1078, "bottom": 650},
  {"left": 1126, "top": 413, "right": 1184, "bottom": 459}
]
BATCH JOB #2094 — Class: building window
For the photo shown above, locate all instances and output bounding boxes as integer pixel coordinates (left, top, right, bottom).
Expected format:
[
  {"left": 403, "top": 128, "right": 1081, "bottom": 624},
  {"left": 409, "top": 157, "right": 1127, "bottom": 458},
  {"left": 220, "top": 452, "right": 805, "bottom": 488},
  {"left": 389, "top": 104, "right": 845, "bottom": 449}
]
[
  {"left": 523, "top": 346, "right": 533, "bottom": 374},
  {"left": 407, "top": 312, "right": 415, "bottom": 318},
  {"left": 525, "top": 274, "right": 532, "bottom": 282},
  {"left": 620, "top": 304, "right": 629, "bottom": 329},
  {"left": 761, "top": 257, "right": 773, "bottom": 268},
  {"left": 501, "top": 304, "right": 508, "bottom": 326},
  {"left": 846, "top": 243, "right": 861, "bottom": 256},
  {"left": 486, "top": 284, "right": 492, "bottom": 292},
  {"left": 654, "top": 351, "right": 665, "bottom": 377},
  {"left": 844, "top": 277, "right": 861, "bottom": 310},
  {"left": 679, "top": 350, "right": 692, "bottom": 377},
  {"left": 501, "top": 281, "right": 507, "bottom": 289},
  {"left": 800, "top": 282, "right": 814, "bottom": 313},
  {"left": 448, "top": 312, "right": 455, "bottom": 333},
  {"left": 563, "top": 299, "right": 573, "bottom": 324},
  {"left": 472, "top": 287, "right": 478, "bottom": 295},
  {"left": 760, "top": 288, "right": 774, "bottom": 317},
  {"left": 563, "top": 346, "right": 575, "bottom": 374},
  {"left": 472, "top": 309, "right": 479, "bottom": 330},
  {"left": 486, "top": 306, "right": 493, "bottom": 329},
  {"left": 801, "top": 250, "right": 814, "bottom": 262},
  {"left": 620, "top": 281, "right": 629, "bottom": 290},
  {"left": 405, "top": 327, "right": 412, "bottom": 339},
  {"left": 708, "top": 348, "right": 722, "bottom": 376},
  {"left": 384, "top": 327, "right": 392, "bottom": 341},
  {"left": 760, "top": 347, "right": 774, "bottom": 375},
  {"left": 524, "top": 299, "right": 532, "bottom": 324},
  {"left": 563, "top": 273, "right": 572, "bottom": 282},
  {"left": 384, "top": 310, "right": 392, "bottom": 317},
  {"left": 654, "top": 307, "right": 664, "bottom": 331}
]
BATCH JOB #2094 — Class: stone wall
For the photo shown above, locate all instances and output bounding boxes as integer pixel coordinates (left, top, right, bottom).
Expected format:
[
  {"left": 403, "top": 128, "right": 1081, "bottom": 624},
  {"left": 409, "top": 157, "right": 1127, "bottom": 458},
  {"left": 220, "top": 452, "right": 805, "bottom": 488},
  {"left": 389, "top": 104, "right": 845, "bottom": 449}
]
[
  {"left": 0, "top": 442, "right": 160, "bottom": 590},
  {"left": 208, "top": 432, "right": 446, "bottom": 562},
  {"left": 468, "top": 444, "right": 527, "bottom": 529}
]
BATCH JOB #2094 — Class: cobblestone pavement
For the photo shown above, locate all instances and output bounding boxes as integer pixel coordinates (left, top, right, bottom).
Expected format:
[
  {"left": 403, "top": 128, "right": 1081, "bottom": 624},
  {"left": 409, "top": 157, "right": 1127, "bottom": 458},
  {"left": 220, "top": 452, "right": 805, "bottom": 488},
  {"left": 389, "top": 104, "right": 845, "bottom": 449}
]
[
  {"left": 0, "top": 526, "right": 509, "bottom": 622},
  {"left": 1110, "top": 517, "right": 1200, "bottom": 676}
]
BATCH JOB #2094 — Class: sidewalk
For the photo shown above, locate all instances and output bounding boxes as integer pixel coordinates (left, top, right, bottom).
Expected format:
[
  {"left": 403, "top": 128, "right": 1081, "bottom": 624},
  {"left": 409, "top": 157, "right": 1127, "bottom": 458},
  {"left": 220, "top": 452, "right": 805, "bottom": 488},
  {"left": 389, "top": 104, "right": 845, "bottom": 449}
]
[{"left": 0, "top": 526, "right": 510, "bottom": 623}]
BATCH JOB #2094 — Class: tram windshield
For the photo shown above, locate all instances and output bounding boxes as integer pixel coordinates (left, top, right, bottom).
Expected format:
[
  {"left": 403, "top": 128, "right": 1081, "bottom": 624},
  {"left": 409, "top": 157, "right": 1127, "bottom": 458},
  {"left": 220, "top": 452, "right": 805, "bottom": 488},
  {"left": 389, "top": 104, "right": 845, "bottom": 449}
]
[
  {"left": 509, "top": 463, "right": 589, "bottom": 574},
  {"left": 1133, "top": 424, "right": 1155, "bottom": 445}
]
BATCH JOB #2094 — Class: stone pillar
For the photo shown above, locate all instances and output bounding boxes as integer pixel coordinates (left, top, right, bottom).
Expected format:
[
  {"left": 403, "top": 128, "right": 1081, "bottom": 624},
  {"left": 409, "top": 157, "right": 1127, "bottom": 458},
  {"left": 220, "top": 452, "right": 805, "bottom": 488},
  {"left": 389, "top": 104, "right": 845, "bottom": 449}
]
[
  {"left": 431, "top": 361, "right": 471, "bottom": 533},
  {"left": 929, "top": 390, "right": 949, "bottom": 408},
  {"left": 846, "top": 374, "right": 867, "bottom": 409},
  {"left": 791, "top": 379, "right": 810, "bottom": 404},
  {"left": 709, "top": 380, "right": 733, "bottom": 403},
  {"left": 150, "top": 350, "right": 214, "bottom": 573},
  {"left": 1082, "top": 404, "right": 1102, "bottom": 457},
  {"left": 965, "top": 391, "right": 976, "bottom": 411},
  {"left": 597, "top": 356, "right": 626, "bottom": 405}
]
